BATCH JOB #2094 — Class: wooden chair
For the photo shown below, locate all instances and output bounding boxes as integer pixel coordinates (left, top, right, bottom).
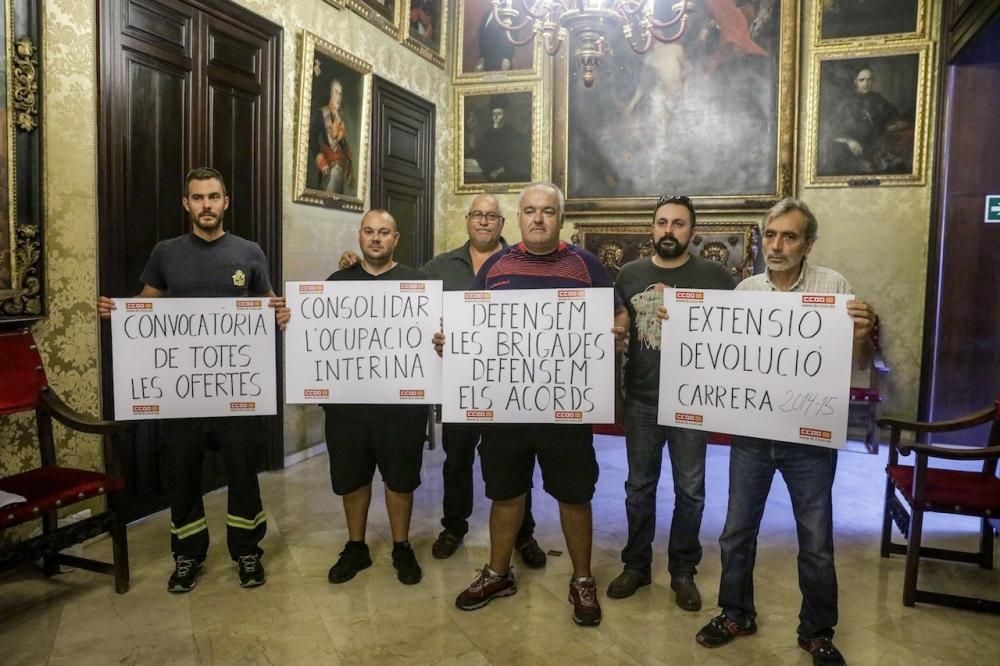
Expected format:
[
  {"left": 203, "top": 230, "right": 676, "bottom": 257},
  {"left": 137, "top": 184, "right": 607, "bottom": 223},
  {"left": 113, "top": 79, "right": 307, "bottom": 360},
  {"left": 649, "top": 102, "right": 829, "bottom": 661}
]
[
  {"left": 0, "top": 328, "right": 130, "bottom": 593},
  {"left": 878, "top": 395, "right": 1000, "bottom": 613},
  {"left": 849, "top": 315, "right": 890, "bottom": 453}
]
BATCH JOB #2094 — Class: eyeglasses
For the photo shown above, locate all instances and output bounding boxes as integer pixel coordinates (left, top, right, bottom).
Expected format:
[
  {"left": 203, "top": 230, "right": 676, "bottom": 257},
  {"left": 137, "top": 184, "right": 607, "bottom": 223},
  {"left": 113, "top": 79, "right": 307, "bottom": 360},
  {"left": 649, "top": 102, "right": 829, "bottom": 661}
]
[
  {"left": 467, "top": 211, "right": 504, "bottom": 223},
  {"left": 656, "top": 194, "right": 692, "bottom": 207}
]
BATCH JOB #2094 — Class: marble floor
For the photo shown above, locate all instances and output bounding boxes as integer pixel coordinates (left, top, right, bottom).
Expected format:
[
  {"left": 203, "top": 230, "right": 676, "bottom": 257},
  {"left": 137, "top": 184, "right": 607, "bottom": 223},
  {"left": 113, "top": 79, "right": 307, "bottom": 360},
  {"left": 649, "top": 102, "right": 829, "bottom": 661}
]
[{"left": 2, "top": 435, "right": 999, "bottom": 665}]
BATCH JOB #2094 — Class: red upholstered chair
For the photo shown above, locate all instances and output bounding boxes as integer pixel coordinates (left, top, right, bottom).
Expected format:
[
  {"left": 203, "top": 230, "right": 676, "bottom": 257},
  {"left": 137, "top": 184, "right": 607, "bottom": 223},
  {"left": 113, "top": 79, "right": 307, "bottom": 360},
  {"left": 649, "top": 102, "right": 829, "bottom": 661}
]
[
  {"left": 878, "top": 396, "right": 1000, "bottom": 613},
  {"left": 849, "top": 315, "right": 890, "bottom": 453},
  {"left": 0, "top": 328, "right": 130, "bottom": 593}
]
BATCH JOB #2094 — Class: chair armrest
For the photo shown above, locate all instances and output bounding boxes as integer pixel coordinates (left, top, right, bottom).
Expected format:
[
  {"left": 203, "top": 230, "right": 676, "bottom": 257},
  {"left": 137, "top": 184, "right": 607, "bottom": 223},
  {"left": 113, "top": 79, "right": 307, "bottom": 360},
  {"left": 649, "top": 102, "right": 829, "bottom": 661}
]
[
  {"left": 38, "top": 389, "right": 126, "bottom": 436},
  {"left": 898, "top": 442, "right": 1000, "bottom": 460},
  {"left": 878, "top": 404, "right": 996, "bottom": 433}
]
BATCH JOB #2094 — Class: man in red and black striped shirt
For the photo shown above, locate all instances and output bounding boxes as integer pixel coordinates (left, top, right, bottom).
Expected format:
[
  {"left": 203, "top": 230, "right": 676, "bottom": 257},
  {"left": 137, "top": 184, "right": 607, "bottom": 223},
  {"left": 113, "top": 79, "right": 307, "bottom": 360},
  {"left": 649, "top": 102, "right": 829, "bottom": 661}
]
[{"left": 449, "top": 183, "right": 628, "bottom": 626}]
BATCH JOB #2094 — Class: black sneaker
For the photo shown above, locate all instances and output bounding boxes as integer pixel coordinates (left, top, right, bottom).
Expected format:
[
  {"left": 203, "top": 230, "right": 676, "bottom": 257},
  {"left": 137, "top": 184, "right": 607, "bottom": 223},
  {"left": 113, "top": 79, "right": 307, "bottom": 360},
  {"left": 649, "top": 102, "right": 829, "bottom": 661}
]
[
  {"left": 798, "top": 637, "right": 846, "bottom": 666},
  {"left": 392, "top": 542, "right": 422, "bottom": 585},
  {"left": 328, "top": 541, "right": 372, "bottom": 584},
  {"left": 569, "top": 576, "right": 602, "bottom": 626},
  {"left": 431, "top": 529, "right": 464, "bottom": 559},
  {"left": 167, "top": 555, "right": 203, "bottom": 593},
  {"left": 455, "top": 566, "right": 517, "bottom": 610},
  {"left": 237, "top": 553, "right": 266, "bottom": 588},
  {"left": 515, "top": 536, "right": 547, "bottom": 569},
  {"left": 695, "top": 614, "right": 758, "bottom": 648}
]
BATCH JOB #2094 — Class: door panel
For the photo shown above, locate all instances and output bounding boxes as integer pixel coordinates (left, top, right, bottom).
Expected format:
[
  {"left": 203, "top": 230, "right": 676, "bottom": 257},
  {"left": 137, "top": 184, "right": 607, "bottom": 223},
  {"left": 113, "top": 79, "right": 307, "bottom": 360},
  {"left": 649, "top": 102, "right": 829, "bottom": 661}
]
[{"left": 370, "top": 76, "right": 435, "bottom": 269}]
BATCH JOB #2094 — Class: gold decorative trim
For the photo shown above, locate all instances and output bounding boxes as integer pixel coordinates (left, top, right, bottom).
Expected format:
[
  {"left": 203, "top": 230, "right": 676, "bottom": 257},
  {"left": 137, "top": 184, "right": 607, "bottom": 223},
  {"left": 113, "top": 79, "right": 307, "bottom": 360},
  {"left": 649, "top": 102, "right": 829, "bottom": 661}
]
[
  {"left": 814, "top": 0, "right": 929, "bottom": 47},
  {"left": 401, "top": 0, "right": 447, "bottom": 69},
  {"left": 12, "top": 36, "right": 38, "bottom": 132},
  {"left": 347, "top": 0, "right": 403, "bottom": 41}
]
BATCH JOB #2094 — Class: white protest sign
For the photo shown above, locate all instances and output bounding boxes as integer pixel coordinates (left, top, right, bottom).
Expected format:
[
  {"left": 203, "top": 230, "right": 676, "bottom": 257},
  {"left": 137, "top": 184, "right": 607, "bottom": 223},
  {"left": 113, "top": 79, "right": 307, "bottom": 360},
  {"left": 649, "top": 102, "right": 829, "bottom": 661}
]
[
  {"left": 442, "top": 288, "right": 615, "bottom": 424},
  {"left": 284, "top": 280, "right": 443, "bottom": 404},
  {"left": 111, "top": 298, "right": 277, "bottom": 420},
  {"left": 657, "top": 289, "right": 854, "bottom": 448}
]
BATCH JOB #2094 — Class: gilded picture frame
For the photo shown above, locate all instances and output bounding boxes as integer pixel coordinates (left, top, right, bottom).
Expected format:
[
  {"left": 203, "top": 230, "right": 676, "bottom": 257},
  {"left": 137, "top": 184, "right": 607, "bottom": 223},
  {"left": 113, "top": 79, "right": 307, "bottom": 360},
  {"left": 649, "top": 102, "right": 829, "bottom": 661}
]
[
  {"left": 815, "top": 0, "right": 928, "bottom": 46},
  {"left": 293, "top": 32, "right": 373, "bottom": 212},
  {"left": 453, "top": 0, "right": 543, "bottom": 83},
  {"left": 805, "top": 44, "right": 932, "bottom": 187},
  {"left": 346, "top": 0, "right": 403, "bottom": 40},
  {"left": 1, "top": 0, "right": 44, "bottom": 323},
  {"left": 551, "top": 0, "right": 799, "bottom": 214},
  {"left": 321, "top": 0, "right": 345, "bottom": 10},
  {"left": 572, "top": 217, "right": 762, "bottom": 282},
  {"left": 402, "top": 0, "right": 447, "bottom": 68},
  {"left": 455, "top": 81, "right": 542, "bottom": 194}
]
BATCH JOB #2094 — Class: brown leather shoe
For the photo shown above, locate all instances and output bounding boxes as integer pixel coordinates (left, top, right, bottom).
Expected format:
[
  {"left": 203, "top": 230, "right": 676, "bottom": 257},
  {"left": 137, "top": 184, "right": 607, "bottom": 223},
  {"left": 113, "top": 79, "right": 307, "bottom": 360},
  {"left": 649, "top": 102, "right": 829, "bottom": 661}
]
[
  {"left": 606, "top": 570, "right": 652, "bottom": 599},
  {"left": 671, "top": 577, "right": 702, "bottom": 611},
  {"left": 515, "top": 537, "right": 547, "bottom": 569}
]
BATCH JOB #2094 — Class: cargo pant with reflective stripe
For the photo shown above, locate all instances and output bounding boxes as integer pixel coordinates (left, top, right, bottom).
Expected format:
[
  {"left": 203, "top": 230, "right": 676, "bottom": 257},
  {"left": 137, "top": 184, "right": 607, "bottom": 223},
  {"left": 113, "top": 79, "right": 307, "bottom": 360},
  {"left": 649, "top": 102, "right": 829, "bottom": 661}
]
[{"left": 162, "top": 416, "right": 267, "bottom": 561}]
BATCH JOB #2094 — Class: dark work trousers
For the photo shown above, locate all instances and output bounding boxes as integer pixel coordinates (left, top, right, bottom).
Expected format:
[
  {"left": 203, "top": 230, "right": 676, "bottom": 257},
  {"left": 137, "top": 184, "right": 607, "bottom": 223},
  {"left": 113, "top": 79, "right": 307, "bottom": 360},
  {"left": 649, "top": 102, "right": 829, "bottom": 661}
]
[
  {"left": 440, "top": 422, "right": 535, "bottom": 542},
  {"left": 160, "top": 416, "right": 267, "bottom": 562}
]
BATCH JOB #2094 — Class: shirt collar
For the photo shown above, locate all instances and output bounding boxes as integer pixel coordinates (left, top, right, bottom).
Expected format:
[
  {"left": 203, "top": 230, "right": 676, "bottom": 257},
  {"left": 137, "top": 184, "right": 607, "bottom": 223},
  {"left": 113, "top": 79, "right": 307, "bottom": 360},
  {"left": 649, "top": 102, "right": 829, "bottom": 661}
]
[{"left": 764, "top": 258, "right": 809, "bottom": 291}]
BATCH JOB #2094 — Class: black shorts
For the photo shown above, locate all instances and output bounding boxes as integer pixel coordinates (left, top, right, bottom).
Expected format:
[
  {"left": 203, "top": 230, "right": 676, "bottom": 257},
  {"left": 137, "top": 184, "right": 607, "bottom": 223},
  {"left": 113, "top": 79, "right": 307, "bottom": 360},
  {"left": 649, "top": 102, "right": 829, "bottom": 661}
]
[
  {"left": 323, "top": 404, "right": 427, "bottom": 495},
  {"left": 478, "top": 423, "right": 598, "bottom": 504}
]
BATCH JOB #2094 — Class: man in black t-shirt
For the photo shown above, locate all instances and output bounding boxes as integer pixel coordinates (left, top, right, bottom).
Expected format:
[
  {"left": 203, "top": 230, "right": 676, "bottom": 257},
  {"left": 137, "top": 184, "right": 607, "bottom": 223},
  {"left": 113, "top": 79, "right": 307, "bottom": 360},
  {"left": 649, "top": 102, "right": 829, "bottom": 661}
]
[
  {"left": 607, "top": 195, "right": 735, "bottom": 609},
  {"left": 323, "top": 209, "right": 429, "bottom": 587},
  {"left": 98, "top": 167, "right": 289, "bottom": 594}
]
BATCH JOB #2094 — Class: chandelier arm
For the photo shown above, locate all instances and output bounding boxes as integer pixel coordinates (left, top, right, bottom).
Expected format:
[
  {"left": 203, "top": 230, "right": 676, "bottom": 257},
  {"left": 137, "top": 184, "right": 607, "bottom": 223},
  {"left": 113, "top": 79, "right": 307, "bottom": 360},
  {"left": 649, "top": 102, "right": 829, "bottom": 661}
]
[
  {"left": 541, "top": 27, "right": 565, "bottom": 56},
  {"left": 647, "top": 17, "right": 688, "bottom": 43},
  {"left": 502, "top": 27, "right": 540, "bottom": 47},
  {"left": 489, "top": 5, "right": 536, "bottom": 33},
  {"left": 625, "top": 27, "right": 654, "bottom": 54},
  {"left": 646, "top": 1, "right": 690, "bottom": 30}
]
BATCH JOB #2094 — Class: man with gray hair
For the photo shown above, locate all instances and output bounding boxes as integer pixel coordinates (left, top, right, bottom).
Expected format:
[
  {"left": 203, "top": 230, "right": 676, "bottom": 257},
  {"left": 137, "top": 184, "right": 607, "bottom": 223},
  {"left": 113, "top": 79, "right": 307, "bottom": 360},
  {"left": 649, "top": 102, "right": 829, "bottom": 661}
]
[{"left": 693, "top": 198, "right": 874, "bottom": 666}]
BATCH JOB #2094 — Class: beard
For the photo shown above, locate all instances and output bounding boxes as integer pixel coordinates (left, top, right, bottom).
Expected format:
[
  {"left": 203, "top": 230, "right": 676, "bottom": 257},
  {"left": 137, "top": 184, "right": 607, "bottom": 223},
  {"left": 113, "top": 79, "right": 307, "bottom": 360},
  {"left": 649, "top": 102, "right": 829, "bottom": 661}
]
[
  {"left": 655, "top": 233, "right": 689, "bottom": 259},
  {"left": 192, "top": 210, "right": 224, "bottom": 233}
]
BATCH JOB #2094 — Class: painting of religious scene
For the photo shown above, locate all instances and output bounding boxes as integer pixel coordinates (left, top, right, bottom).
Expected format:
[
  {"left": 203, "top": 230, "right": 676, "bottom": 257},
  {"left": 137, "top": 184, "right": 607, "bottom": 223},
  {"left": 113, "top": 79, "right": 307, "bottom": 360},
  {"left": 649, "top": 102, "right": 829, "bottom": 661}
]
[
  {"left": 815, "top": 54, "right": 920, "bottom": 178},
  {"left": 561, "top": 0, "right": 794, "bottom": 204},
  {"left": 457, "top": 0, "right": 537, "bottom": 79},
  {"left": 820, "top": 0, "right": 920, "bottom": 41},
  {"left": 294, "top": 32, "right": 372, "bottom": 211},
  {"left": 458, "top": 86, "right": 537, "bottom": 191}
]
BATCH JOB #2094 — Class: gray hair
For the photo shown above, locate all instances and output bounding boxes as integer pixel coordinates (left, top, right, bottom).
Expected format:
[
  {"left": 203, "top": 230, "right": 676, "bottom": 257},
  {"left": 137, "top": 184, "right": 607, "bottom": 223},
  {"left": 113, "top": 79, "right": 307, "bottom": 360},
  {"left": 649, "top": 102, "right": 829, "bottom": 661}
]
[
  {"left": 469, "top": 193, "right": 503, "bottom": 217},
  {"left": 762, "top": 197, "right": 818, "bottom": 241},
  {"left": 519, "top": 182, "right": 565, "bottom": 219}
]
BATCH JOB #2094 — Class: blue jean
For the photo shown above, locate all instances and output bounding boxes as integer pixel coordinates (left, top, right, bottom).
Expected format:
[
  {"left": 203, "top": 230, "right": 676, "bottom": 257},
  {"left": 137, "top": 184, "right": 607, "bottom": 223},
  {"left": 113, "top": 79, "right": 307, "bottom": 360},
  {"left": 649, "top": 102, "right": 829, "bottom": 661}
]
[
  {"left": 717, "top": 437, "right": 838, "bottom": 640},
  {"left": 621, "top": 399, "right": 707, "bottom": 579}
]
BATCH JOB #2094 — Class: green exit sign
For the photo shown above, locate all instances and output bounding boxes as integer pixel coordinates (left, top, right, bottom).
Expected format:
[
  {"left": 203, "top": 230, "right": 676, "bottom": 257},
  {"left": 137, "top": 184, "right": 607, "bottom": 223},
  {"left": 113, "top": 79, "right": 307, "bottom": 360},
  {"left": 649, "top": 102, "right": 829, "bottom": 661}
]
[{"left": 987, "top": 195, "right": 1000, "bottom": 223}]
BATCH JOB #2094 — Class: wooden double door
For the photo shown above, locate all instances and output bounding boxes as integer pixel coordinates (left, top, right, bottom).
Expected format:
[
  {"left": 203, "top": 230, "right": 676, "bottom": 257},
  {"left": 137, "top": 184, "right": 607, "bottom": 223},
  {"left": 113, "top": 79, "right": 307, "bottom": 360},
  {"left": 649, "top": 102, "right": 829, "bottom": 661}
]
[{"left": 97, "top": 0, "right": 283, "bottom": 521}]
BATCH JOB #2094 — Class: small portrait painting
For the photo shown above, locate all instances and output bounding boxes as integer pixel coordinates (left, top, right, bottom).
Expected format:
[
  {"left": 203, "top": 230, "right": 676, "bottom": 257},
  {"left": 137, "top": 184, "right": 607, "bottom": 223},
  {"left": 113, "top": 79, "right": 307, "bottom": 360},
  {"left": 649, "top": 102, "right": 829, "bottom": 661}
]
[
  {"left": 294, "top": 33, "right": 372, "bottom": 210},
  {"left": 461, "top": 90, "right": 534, "bottom": 188},
  {"left": 458, "top": 0, "right": 536, "bottom": 78},
  {"left": 347, "top": 0, "right": 400, "bottom": 39},
  {"left": 820, "top": 0, "right": 920, "bottom": 41},
  {"left": 408, "top": 0, "right": 442, "bottom": 53},
  {"left": 816, "top": 54, "right": 919, "bottom": 178}
]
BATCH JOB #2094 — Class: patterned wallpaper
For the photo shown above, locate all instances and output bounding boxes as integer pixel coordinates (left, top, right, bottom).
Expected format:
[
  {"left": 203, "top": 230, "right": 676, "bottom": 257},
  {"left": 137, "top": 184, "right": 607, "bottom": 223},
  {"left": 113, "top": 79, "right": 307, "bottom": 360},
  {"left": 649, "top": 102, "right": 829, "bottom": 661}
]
[{"left": 0, "top": 0, "right": 103, "bottom": 544}]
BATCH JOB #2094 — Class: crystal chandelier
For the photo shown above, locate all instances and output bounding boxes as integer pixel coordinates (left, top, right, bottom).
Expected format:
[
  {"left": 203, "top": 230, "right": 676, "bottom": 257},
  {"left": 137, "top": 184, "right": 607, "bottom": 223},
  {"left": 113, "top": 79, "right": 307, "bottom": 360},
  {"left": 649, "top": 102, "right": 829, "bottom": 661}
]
[{"left": 488, "top": 1, "right": 690, "bottom": 87}]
